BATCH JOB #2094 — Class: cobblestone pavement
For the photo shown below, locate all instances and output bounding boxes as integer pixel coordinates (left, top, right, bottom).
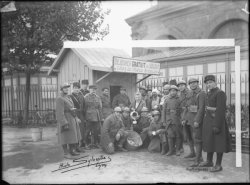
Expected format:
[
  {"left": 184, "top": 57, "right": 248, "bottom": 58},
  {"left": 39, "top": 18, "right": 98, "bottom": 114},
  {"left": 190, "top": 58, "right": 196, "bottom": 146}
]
[{"left": 2, "top": 126, "right": 249, "bottom": 183}]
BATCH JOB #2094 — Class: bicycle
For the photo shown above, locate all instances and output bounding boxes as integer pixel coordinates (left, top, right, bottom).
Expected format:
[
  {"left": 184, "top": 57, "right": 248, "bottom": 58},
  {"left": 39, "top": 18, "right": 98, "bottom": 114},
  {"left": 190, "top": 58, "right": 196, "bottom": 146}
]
[{"left": 43, "top": 108, "right": 57, "bottom": 125}]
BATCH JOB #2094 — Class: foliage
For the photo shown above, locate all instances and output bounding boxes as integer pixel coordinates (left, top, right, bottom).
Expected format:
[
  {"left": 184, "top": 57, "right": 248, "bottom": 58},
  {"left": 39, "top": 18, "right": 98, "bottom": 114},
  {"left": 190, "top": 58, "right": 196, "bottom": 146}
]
[
  {"left": 1, "top": 1, "right": 109, "bottom": 124},
  {"left": 1, "top": 1, "right": 110, "bottom": 72}
]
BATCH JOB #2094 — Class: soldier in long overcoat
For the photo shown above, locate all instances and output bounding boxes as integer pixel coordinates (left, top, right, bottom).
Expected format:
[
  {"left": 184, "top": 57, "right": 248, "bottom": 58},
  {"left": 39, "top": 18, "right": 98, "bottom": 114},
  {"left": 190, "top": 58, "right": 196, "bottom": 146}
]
[
  {"left": 182, "top": 78, "right": 206, "bottom": 168},
  {"left": 177, "top": 80, "right": 189, "bottom": 153},
  {"left": 148, "top": 110, "right": 167, "bottom": 154},
  {"left": 69, "top": 82, "right": 86, "bottom": 152},
  {"left": 100, "top": 87, "right": 113, "bottom": 120},
  {"left": 56, "top": 83, "right": 82, "bottom": 158},
  {"left": 112, "top": 87, "right": 131, "bottom": 109},
  {"left": 199, "top": 75, "right": 231, "bottom": 172},
  {"left": 162, "top": 85, "right": 182, "bottom": 156},
  {"left": 101, "top": 107, "right": 128, "bottom": 154},
  {"left": 84, "top": 85, "right": 103, "bottom": 149}
]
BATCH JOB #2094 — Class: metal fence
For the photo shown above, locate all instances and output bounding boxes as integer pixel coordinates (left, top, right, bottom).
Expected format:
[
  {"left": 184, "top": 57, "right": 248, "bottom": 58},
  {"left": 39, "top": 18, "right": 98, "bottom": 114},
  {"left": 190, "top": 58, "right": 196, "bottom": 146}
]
[
  {"left": 2, "top": 85, "right": 58, "bottom": 120},
  {"left": 137, "top": 73, "right": 249, "bottom": 107}
]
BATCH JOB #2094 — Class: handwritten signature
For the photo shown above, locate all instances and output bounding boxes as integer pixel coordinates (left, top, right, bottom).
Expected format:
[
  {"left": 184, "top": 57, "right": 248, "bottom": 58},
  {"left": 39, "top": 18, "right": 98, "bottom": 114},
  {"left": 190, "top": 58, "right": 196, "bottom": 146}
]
[{"left": 51, "top": 155, "right": 112, "bottom": 173}]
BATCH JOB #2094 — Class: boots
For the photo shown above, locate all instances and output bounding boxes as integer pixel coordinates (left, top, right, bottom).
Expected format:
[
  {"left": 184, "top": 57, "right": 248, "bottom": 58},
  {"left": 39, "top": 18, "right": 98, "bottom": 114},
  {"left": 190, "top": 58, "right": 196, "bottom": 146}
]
[
  {"left": 69, "top": 144, "right": 80, "bottom": 156},
  {"left": 210, "top": 152, "right": 223, "bottom": 172},
  {"left": 166, "top": 138, "right": 175, "bottom": 156},
  {"left": 184, "top": 143, "right": 196, "bottom": 158},
  {"left": 161, "top": 142, "right": 168, "bottom": 155},
  {"left": 189, "top": 143, "right": 203, "bottom": 167},
  {"left": 62, "top": 144, "right": 68, "bottom": 155},
  {"left": 175, "top": 138, "right": 182, "bottom": 156}
]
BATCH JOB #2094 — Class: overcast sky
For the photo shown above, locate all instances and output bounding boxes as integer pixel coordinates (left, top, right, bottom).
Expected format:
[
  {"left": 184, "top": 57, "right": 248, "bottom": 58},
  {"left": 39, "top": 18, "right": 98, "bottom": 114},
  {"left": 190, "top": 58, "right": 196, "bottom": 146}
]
[{"left": 101, "top": 1, "right": 154, "bottom": 55}]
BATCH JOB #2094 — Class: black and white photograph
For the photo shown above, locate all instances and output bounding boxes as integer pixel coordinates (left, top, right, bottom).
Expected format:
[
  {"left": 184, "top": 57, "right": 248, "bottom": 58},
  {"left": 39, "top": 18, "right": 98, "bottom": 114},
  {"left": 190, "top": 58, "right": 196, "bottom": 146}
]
[{"left": 1, "top": 0, "right": 249, "bottom": 183}]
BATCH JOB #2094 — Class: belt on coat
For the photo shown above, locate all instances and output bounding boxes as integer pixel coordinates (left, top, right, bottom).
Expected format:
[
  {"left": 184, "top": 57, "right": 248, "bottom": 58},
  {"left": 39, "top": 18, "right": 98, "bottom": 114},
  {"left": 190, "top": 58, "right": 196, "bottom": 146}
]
[
  {"left": 187, "top": 105, "right": 198, "bottom": 113},
  {"left": 165, "top": 109, "right": 178, "bottom": 114},
  {"left": 64, "top": 110, "right": 77, "bottom": 117},
  {"left": 205, "top": 106, "right": 216, "bottom": 111}
]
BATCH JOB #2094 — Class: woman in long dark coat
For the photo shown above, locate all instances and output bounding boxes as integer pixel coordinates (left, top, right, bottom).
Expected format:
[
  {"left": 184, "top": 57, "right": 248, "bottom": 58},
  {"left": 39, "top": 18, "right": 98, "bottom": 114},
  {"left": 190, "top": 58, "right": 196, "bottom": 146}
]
[{"left": 199, "top": 75, "right": 231, "bottom": 172}]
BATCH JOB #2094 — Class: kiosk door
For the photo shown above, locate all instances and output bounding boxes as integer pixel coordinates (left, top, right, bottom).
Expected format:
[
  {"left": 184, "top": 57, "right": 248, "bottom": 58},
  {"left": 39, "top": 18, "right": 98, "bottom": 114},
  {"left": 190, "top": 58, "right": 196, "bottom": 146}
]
[{"left": 110, "top": 85, "right": 121, "bottom": 104}]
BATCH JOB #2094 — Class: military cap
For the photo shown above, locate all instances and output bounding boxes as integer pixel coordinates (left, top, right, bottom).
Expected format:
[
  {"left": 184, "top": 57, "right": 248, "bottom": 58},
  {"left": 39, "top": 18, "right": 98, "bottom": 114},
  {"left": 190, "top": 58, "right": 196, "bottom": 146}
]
[
  {"left": 120, "top": 86, "right": 126, "bottom": 91},
  {"left": 73, "top": 82, "right": 80, "bottom": 88},
  {"left": 170, "top": 79, "right": 177, "bottom": 86},
  {"left": 177, "top": 80, "right": 187, "bottom": 86},
  {"left": 81, "top": 79, "right": 89, "bottom": 85},
  {"left": 152, "top": 110, "right": 160, "bottom": 115},
  {"left": 114, "top": 107, "right": 122, "bottom": 112},
  {"left": 162, "top": 81, "right": 168, "bottom": 86},
  {"left": 188, "top": 78, "right": 199, "bottom": 84},
  {"left": 204, "top": 75, "right": 216, "bottom": 83},
  {"left": 147, "top": 86, "right": 152, "bottom": 91},
  {"left": 123, "top": 107, "right": 130, "bottom": 112},
  {"left": 89, "top": 84, "right": 97, "bottom": 89},
  {"left": 60, "top": 83, "right": 70, "bottom": 90},
  {"left": 139, "top": 86, "right": 147, "bottom": 90},
  {"left": 141, "top": 107, "right": 149, "bottom": 112},
  {"left": 169, "top": 85, "right": 179, "bottom": 91},
  {"left": 163, "top": 84, "right": 171, "bottom": 90}
]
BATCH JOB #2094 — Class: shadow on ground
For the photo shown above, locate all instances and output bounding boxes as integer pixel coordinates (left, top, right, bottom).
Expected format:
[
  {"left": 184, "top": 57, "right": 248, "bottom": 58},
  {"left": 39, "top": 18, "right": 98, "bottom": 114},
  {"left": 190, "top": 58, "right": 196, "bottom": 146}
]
[{"left": 3, "top": 143, "right": 63, "bottom": 171}]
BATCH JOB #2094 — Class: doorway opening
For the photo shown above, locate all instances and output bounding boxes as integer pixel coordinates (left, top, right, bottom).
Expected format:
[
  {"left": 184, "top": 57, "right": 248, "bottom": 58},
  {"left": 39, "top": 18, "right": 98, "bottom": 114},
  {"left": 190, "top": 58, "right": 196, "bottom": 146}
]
[{"left": 110, "top": 85, "right": 121, "bottom": 104}]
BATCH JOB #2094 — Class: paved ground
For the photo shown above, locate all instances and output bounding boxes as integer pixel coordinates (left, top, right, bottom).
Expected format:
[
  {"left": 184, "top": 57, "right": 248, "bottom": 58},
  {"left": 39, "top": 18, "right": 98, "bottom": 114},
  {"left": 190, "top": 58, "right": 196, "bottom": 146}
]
[{"left": 2, "top": 126, "right": 249, "bottom": 183}]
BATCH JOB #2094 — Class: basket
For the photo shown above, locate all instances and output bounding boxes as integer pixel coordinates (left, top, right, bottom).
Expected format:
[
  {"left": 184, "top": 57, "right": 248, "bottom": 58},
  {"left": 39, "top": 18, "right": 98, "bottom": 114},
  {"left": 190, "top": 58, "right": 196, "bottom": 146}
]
[{"left": 124, "top": 130, "right": 143, "bottom": 151}]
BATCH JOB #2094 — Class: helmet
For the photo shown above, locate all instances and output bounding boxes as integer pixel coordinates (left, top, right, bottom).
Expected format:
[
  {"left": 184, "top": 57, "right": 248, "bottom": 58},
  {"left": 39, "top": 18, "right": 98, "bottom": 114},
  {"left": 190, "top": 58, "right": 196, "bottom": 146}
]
[
  {"left": 163, "top": 84, "right": 171, "bottom": 90},
  {"left": 141, "top": 107, "right": 149, "bottom": 112},
  {"left": 177, "top": 80, "right": 186, "bottom": 86},
  {"left": 139, "top": 86, "right": 147, "bottom": 90},
  {"left": 114, "top": 107, "right": 122, "bottom": 112},
  {"left": 60, "top": 83, "right": 70, "bottom": 90},
  {"left": 152, "top": 110, "right": 160, "bottom": 116},
  {"left": 123, "top": 107, "right": 130, "bottom": 112},
  {"left": 188, "top": 78, "right": 199, "bottom": 84},
  {"left": 169, "top": 85, "right": 179, "bottom": 91},
  {"left": 152, "top": 88, "right": 158, "bottom": 94},
  {"left": 152, "top": 105, "right": 159, "bottom": 110}
]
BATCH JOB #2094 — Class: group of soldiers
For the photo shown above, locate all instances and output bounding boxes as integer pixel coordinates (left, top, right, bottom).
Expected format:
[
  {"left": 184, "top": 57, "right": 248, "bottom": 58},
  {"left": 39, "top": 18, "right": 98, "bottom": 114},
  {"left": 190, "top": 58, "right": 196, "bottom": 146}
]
[{"left": 56, "top": 74, "right": 232, "bottom": 173}]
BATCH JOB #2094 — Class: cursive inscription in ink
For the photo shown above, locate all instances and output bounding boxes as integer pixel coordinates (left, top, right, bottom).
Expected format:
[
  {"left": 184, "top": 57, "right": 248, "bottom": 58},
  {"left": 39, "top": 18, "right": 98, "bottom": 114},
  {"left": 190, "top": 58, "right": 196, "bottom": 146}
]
[{"left": 51, "top": 155, "right": 112, "bottom": 173}]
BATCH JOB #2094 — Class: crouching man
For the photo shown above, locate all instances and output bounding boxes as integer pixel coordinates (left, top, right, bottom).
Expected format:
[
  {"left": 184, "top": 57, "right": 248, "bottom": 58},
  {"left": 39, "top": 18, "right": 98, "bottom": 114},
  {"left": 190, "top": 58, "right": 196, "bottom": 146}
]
[
  {"left": 148, "top": 110, "right": 168, "bottom": 154},
  {"left": 101, "top": 107, "right": 128, "bottom": 154}
]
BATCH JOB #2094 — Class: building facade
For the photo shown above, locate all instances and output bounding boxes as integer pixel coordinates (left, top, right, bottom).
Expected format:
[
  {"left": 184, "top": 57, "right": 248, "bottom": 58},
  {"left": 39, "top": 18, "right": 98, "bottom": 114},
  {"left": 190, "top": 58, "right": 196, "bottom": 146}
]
[{"left": 126, "top": 0, "right": 249, "bottom": 105}]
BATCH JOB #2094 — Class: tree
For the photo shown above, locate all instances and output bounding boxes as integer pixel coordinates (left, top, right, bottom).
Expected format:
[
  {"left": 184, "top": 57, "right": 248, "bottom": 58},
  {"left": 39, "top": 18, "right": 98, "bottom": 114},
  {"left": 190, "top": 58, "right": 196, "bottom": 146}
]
[{"left": 1, "top": 1, "right": 110, "bottom": 124}]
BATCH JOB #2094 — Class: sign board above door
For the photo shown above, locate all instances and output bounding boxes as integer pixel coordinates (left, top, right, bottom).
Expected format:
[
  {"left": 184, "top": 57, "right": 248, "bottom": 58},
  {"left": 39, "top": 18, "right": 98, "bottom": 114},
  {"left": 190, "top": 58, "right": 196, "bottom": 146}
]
[{"left": 113, "top": 56, "right": 160, "bottom": 75}]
